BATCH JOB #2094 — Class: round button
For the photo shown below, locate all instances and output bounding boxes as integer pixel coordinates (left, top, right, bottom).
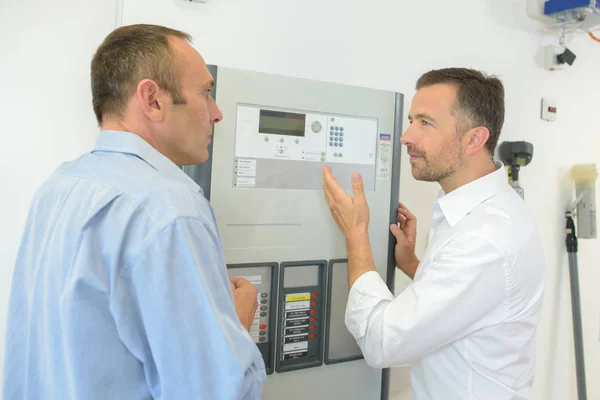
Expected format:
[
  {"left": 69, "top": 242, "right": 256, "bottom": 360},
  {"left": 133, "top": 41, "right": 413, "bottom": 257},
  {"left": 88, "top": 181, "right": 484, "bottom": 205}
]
[
  {"left": 329, "top": 142, "right": 333, "bottom": 146},
  {"left": 310, "top": 310, "right": 317, "bottom": 315},
  {"left": 310, "top": 325, "right": 316, "bottom": 331},
  {"left": 340, "top": 127, "right": 344, "bottom": 131},
  {"left": 259, "top": 337, "right": 266, "bottom": 342},
  {"left": 333, "top": 153, "right": 338, "bottom": 157},
  {"left": 278, "top": 149, "right": 284, "bottom": 154},
  {"left": 264, "top": 136, "right": 269, "bottom": 142},
  {"left": 339, "top": 153, "right": 343, "bottom": 157},
  {"left": 335, "top": 127, "right": 339, "bottom": 131},
  {"left": 311, "top": 120, "right": 322, "bottom": 133},
  {"left": 310, "top": 317, "right": 317, "bottom": 323},
  {"left": 321, "top": 152, "right": 326, "bottom": 156},
  {"left": 259, "top": 324, "right": 267, "bottom": 330},
  {"left": 309, "top": 333, "right": 316, "bottom": 339},
  {"left": 311, "top": 293, "right": 318, "bottom": 298},
  {"left": 335, "top": 132, "right": 339, "bottom": 136},
  {"left": 260, "top": 312, "right": 267, "bottom": 317},
  {"left": 295, "top": 138, "right": 299, "bottom": 144},
  {"left": 320, "top": 156, "right": 325, "bottom": 161},
  {"left": 260, "top": 306, "right": 267, "bottom": 311},
  {"left": 260, "top": 299, "right": 268, "bottom": 304},
  {"left": 334, "top": 143, "right": 338, "bottom": 147},
  {"left": 339, "top": 144, "right": 343, "bottom": 148},
  {"left": 259, "top": 330, "right": 266, "bottom": 335},
  {"left": 340, "top": 132, "right": 344, "bottom": 137},
  {"left": 279, "top": 138, "right": 284, "bottom": 143},
  {"left": 261, "top": 293, "right": 268, "bottom": 298},
  {"left": 334, "top": 137, "right": 339, "bottom": 142},
  {"left": 311, "top": 301, "right": 317, "bottom": 307}
]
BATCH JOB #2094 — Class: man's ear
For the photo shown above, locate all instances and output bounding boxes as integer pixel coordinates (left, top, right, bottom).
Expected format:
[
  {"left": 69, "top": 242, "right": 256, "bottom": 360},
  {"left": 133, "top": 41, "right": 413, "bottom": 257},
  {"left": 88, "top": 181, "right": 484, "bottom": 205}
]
[
  {"left": 464, "top": 126, "right": 490, "bottom": 156},
  {"left": 137, "top": 79, "right": 164, "bottom": 122}
]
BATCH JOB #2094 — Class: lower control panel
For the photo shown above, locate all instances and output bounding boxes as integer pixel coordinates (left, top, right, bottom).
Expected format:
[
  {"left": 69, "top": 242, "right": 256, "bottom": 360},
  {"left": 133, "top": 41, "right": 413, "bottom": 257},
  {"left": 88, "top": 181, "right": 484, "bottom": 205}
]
[
  {"left": 226, "top": 262, "right": 279, "bottom": 374},
  {"left": 275, "top": 260, "right": 327, "bottom": 373}
]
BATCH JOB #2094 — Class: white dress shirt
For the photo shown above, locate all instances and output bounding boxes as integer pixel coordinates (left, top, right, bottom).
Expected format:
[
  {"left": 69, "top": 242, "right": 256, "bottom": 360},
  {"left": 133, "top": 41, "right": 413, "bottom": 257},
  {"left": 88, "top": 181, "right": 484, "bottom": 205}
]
[{"left": 345, "top": 163, "right": 545, "bottom": 400}]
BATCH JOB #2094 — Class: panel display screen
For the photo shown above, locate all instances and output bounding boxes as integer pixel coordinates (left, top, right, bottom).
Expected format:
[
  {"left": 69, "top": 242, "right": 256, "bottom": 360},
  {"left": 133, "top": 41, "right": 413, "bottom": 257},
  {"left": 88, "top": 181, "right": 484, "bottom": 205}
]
[
  {"left": 283, "top": 265, "right": 319, "bottom": 288},
  {"left": 259, "top": 109, "right": 306, "bottom": 137}
]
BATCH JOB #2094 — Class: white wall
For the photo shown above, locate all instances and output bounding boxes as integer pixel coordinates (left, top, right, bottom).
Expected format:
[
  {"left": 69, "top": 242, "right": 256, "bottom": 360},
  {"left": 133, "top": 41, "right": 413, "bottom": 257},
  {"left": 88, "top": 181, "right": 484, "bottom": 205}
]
[
  {"left": 0, "top": 0, "right": 118, "bottom": 387},
  {"left": 1, "top": 0, "right": 598, "bottom": 399}
]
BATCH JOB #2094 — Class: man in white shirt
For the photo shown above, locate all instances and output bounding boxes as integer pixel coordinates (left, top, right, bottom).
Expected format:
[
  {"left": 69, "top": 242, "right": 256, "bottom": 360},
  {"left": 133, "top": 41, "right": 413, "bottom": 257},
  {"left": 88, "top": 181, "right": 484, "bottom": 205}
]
[{"left": 322, "top": 68, "right": 545, "bottom": 399}]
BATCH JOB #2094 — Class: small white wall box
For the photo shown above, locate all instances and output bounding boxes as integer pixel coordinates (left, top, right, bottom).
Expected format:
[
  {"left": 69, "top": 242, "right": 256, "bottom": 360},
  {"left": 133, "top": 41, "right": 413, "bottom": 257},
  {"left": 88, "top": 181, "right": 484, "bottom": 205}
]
[{"left": 541, "top": 98, "right": 557, "bottom": 121}]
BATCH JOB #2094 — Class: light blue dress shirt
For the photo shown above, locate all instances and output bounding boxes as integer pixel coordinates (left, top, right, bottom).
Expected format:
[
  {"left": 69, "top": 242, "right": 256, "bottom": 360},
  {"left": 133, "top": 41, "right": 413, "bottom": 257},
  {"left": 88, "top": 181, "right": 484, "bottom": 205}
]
[{"left": 3, "top": 130, "right": 266, "bottom": 399}]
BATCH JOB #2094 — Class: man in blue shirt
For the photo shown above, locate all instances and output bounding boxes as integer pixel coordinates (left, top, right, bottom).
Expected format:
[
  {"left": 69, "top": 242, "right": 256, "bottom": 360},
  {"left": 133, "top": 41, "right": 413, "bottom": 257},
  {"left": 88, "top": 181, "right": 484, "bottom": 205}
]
[{"left": 3, "top": 24, "right": 266, "bottom": 399}]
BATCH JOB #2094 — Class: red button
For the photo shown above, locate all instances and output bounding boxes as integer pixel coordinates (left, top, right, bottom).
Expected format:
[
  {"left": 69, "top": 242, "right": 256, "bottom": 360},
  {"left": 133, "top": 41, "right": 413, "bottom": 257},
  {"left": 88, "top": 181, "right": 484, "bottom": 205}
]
[
  {"left": 310, "top": 325, "right": 316, "bottom": 331},
  {"left": 309, "top": 333, "right": 316, "bottom": 339},
  {"left": 311, "top": 293, "right": 318, "bottom": 298},
  {"left": 309, "top": 318, "right": 317, "bottom": 323},
  {"left": 259, "top": 324, "right": 267, "bottom": 330},
  {"left": 311, "top": 301, "right": 318, "bottom": 307},
  {"left": 310, "top": 310, "right": 317, "bottom": 315}
]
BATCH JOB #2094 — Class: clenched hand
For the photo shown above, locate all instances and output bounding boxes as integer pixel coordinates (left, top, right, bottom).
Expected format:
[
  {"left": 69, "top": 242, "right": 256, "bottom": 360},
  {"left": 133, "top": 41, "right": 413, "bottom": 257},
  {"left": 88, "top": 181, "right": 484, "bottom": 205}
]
[{"left": 230, "top": 278, "right": 258, "bottom": 332}]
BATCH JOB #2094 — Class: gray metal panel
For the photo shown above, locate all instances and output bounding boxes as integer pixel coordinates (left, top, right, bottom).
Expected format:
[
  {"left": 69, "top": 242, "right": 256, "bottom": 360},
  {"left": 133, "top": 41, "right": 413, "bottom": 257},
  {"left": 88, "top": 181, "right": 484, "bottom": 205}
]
[
  {"left": 203, "top": 65, "right": 404, "bottom": 400},
  {"left": 181, "top": 64, "right": 219, "bottom": 200},
  {"left": 324, "top": 259, "right": 363, "bottom": 364}
]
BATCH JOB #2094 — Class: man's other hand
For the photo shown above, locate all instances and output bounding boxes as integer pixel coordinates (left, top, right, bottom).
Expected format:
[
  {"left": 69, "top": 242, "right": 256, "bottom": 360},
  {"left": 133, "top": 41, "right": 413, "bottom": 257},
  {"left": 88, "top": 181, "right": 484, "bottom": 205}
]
[{"left": 389, "top": 202, "right": 420, "bottom": 279}]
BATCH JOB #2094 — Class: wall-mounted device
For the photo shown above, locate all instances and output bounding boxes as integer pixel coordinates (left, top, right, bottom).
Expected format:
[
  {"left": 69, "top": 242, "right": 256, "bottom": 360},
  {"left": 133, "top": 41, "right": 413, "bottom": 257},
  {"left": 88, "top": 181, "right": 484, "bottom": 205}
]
[
  {"left": 499, "top": 141, "right": 534, "bottom": 199},
  {"left": 541, "top": 98, "right": 558, "bottom": 121},
  {"left": 569, "top": 164, "right": 598, "bottom": 239},
  {"left": 183, "top": 65, "right": 404, "bottom": 400},
  {"left": 528, "top": 0, "right": 600, "bottom": 30},
  {"left": 528, "top": 0, "right": 600, "bottom": 69}
]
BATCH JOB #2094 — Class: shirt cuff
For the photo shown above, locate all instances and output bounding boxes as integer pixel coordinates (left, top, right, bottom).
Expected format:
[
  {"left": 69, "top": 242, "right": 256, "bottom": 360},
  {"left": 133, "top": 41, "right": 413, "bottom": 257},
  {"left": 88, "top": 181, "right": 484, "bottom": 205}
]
[{"left": 345, "top": 271, "right": 393, "bottom": 340}]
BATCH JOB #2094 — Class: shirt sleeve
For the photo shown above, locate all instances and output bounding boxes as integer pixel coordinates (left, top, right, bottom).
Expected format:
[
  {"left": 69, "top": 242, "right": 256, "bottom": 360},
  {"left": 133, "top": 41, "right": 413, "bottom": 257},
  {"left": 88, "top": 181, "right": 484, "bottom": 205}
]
[
  {"left": 345, "top": 235, "right": 506, "bottom": 368},
  {"left": 111, "top": 216, "right": 266, "bottom": 399}
]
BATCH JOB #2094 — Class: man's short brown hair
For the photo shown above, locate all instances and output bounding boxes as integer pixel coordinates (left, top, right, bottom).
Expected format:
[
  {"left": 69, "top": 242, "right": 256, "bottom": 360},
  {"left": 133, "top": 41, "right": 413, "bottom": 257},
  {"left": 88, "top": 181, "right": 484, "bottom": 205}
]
[
  {"left": 91, "top": 24, "right": 192, "bottom": 124},
  {"left": 416, "top": 68, "right": 505, "bottom": 155}
]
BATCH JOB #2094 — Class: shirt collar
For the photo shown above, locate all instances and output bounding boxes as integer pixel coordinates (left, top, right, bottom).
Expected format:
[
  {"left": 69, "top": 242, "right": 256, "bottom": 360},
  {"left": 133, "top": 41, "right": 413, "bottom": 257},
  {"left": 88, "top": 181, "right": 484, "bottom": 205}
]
[
  {"left": 91, "top": 130, "right": 202, "bottom": 194},
  {"left": 435, "top": 162, "right": 509, "bottom": 228}
]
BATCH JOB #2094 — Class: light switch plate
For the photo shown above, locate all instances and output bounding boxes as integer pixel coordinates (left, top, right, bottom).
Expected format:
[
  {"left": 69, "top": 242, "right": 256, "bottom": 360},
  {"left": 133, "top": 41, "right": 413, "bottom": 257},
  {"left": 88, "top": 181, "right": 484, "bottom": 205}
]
[{"left": 541, "top": 98, "right": 557, "bottom": 121}]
